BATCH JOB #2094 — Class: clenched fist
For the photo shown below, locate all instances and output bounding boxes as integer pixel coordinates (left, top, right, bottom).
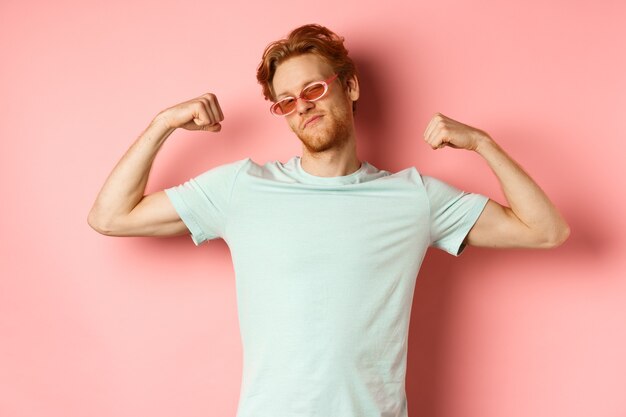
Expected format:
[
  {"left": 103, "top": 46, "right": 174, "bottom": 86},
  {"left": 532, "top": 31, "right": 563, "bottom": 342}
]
[
  {"left": 157, "top": 93, "right": 224, "bottom": 132},
  {"left": 423, "top": 113, "right": 491, "bottom": 151}
]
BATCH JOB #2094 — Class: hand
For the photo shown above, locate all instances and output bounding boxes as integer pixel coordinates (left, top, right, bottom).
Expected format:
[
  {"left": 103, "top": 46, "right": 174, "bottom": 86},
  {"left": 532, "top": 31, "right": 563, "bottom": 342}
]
[
  {"left": 423, "top": 112, "right": 490, "bottom": 151},
  {"left": 157, "top": 93, "right": 224, "bottom": 132}
]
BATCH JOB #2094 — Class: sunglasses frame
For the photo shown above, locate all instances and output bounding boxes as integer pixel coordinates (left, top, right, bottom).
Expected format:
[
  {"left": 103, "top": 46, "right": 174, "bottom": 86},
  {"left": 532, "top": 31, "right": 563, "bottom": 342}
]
[{"left": 270, "top": 73, "right": 339, "bottom": 116}]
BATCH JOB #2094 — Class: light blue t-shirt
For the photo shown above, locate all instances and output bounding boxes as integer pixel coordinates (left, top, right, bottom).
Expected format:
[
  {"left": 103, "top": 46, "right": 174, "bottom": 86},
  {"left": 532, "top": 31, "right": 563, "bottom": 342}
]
[{"left": 164, "top": 156, "right": 489, "bottom": 417}]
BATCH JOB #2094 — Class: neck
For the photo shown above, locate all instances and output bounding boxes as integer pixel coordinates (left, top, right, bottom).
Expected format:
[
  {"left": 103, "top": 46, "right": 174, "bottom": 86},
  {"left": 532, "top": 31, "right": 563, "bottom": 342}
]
[{"left": 300, "top": 140, "right": 361, "bottom": 177}]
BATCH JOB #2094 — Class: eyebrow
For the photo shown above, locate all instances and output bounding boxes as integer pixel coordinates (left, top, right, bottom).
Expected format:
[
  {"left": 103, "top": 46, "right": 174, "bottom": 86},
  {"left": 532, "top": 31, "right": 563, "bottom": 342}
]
[{"left": 275, "top": 78, "right": 319, "bottom": 100}]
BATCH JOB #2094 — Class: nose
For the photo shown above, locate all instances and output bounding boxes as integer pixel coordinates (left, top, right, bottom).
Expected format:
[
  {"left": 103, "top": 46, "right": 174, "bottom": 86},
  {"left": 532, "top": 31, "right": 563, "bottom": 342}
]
[{"left": 296, "top": 97, "right": 315, "bottom": 114}]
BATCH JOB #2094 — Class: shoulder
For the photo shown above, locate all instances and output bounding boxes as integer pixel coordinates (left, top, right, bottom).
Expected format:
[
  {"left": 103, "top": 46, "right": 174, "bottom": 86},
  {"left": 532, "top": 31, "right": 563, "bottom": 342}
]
[
  {"left": 196, "top": 157, "right": 252, "bottom": 177},
  {"left": 394, "top": 167, "right": 475, "bottom": 211},
  {"left": 401, "top": 167, "right": 460, "bottom": 196},
  {"left": 188, "top": 158, "right": 253, "bottom": 189},
  {"left": 385, "top": 165, "right": 434, "bottom": 190}
]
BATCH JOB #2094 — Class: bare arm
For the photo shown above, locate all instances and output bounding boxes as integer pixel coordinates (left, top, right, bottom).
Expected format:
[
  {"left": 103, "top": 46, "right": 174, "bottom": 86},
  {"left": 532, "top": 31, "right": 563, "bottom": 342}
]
[
  {"left": 466, "top": 138, "right": 569, "bottom": 248},
  {"left": 87, "top": 93, "right": 224, "bottom": 237},
  {"left": 423, "top": 113, "right": 570, "bottom": 249}
]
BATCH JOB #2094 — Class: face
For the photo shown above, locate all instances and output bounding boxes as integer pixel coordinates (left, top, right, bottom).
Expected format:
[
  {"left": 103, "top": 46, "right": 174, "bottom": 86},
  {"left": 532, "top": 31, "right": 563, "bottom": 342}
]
[{"left": 272, "top": 54, "right": 359, "bottom": 154}]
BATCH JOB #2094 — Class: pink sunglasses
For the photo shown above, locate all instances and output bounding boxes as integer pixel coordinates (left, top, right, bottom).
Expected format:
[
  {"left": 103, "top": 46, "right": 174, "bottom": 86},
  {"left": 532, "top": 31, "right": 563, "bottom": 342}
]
[{"left": 270, "top": 74, "right": 339, "bottom": 116}]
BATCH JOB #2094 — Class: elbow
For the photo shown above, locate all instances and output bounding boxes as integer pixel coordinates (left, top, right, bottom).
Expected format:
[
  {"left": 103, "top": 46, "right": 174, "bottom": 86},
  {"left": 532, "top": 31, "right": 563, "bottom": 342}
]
[
  {"left": 87, "top": 211, "right": 107, "bottom": 235},
  {"left": 541, "top": 222, "right": 571, "bottom": 248},
  {"left": 87, "top": 209, "right": 117, "bottom": 236}
]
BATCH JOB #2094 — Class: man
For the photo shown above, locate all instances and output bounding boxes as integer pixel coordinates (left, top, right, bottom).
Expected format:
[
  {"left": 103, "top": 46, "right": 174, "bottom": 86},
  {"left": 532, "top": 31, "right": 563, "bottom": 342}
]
[{"left": 88, "top": 24, "right": 569, "bottom": 417}]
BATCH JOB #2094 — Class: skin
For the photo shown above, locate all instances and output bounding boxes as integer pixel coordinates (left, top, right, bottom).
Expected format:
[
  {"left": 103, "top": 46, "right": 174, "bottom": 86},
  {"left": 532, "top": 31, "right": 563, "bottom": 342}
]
[
  {"left": 271, "top": 54, "right": 360, "bottom": 177},
  {"left": 422, "top": 113, "right": 570, "bottom": 248},
  {"left": 88, "top": 52, "right": 570, "bottom": 249}
]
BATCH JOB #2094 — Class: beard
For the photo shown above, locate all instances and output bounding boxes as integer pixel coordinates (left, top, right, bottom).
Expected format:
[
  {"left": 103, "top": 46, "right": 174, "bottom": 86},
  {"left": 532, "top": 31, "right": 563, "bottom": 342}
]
[{"left": 291, "top": 106, "right": 352, "bottom": 154}]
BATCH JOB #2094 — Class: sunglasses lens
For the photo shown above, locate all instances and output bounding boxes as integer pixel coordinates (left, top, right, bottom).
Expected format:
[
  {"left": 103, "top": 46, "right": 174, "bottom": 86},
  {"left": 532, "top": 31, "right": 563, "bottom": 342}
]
[
  {"left": 302, "top": 83, "right": 326, "bottom": 101},
  {"left": 270, "top": 80, "right": 330, "bottom": 115},
  {"left": 272, "top": 98, "right": 296, "bottom": 115}
]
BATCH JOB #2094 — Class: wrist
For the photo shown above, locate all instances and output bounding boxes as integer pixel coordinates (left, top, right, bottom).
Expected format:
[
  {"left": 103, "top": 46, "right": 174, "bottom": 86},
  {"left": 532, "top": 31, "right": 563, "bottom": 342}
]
[
  {"left": 152, "top": 110, "right": 176, "bottom": 130},
  {"left": 474, "top": 131, "right": 497, "bottom": 155},
  {"left": 141, "top": 113, "right": 177, "bottom": 148},
  {"left": 151, "top": 112, "right": 176, "bottom": 134}
]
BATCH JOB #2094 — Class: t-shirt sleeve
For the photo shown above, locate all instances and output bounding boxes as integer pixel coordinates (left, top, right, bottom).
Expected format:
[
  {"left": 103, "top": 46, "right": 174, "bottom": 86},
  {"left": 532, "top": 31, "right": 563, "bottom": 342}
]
[
  {"left": 164, "top": 158, "right": 248, "bottom": 246},
  {"left": 421, "top": 174, "right": 489, "bottom": 256}
]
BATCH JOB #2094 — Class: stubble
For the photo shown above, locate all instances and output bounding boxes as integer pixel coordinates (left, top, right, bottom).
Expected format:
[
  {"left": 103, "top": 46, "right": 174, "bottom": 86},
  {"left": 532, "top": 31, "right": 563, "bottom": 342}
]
[{"left": 291, "top": 107, "right": 352, "bottom": 154}]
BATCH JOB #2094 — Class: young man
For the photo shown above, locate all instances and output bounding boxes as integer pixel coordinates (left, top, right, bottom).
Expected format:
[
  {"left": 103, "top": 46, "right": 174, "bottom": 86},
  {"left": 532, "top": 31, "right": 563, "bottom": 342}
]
[{"left": 88, "top": 24, "right": 569, "bottom": 417}]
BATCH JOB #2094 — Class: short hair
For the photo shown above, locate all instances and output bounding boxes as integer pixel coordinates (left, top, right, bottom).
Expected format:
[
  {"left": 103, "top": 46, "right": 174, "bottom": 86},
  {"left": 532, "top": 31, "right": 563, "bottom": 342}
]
[{"left": 256, "top": 24, "right": 358, "bottom": 112}]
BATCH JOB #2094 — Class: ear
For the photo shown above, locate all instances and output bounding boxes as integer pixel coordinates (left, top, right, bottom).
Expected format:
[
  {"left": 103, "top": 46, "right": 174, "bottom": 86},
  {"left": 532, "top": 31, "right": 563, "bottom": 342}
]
[{"left": 345, "top": 74, "right": 360, "bottom": 102}]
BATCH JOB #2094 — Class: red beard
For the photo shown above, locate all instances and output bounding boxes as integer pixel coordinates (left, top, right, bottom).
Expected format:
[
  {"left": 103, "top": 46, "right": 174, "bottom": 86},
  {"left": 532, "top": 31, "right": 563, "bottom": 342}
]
[{"left": 291, "top": 106, "right": 352, "bottom": 154}]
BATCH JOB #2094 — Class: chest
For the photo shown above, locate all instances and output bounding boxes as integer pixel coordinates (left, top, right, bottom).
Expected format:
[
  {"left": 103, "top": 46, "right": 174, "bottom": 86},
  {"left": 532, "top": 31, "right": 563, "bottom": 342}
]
[{"left": 225, "top": 184, "right": 430, "bottom": 270}]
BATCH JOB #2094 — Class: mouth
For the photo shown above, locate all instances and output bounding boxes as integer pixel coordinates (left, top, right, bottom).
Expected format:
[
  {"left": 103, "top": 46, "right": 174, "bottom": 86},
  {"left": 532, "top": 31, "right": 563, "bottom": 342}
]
[{"left": 303, "top": 115, "right": 323, "bottom": 129}]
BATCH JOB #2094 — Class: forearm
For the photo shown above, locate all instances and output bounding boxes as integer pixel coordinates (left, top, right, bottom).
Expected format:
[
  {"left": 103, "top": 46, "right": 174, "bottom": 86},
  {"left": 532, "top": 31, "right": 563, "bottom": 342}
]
[
  {"left": 475, "top": 133, "right": 570, "bottom": 243},
  {"left": 88, "top": 114, "right": 175, "bottom": 230}
]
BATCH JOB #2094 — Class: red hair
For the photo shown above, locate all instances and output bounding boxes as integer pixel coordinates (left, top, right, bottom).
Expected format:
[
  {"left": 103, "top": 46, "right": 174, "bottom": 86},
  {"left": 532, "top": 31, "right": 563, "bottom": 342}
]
[{"left": 256, "top": 24, "right": 358, "bottom": 111}]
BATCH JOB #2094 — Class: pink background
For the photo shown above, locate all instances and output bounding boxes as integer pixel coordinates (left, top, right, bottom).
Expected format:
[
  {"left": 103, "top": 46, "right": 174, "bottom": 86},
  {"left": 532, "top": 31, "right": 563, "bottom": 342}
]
[{"left": 1, "top": 0, "right": 625, "bottom": 416}]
